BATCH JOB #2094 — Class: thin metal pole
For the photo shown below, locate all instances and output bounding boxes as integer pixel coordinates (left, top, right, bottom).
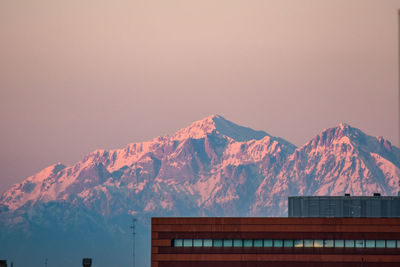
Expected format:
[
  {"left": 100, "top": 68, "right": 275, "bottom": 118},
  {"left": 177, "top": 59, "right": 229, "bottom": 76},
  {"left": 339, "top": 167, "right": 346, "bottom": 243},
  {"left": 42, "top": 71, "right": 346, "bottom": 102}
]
[
  {"left": 130, "top": 218, "right": 137, "bottom": 267},
  {"left": 45, "top": 258, "right": 48, "bottom": 267}
]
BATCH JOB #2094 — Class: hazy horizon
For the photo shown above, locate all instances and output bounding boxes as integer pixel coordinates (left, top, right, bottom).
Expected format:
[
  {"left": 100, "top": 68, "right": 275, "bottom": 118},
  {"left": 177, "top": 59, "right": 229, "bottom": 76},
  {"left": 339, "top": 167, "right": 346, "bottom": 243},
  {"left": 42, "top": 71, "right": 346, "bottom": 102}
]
[{"left": 1, "top": 0, "right": 399, "bottom": 193}]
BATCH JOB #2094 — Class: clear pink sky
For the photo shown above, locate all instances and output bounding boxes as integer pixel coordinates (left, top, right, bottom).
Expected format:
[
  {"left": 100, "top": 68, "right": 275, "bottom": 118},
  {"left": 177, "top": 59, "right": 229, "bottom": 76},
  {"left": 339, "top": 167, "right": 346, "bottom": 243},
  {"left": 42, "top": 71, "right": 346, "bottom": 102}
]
[{"left": 0, "top": 0, "right": 399, "bottom": 193}]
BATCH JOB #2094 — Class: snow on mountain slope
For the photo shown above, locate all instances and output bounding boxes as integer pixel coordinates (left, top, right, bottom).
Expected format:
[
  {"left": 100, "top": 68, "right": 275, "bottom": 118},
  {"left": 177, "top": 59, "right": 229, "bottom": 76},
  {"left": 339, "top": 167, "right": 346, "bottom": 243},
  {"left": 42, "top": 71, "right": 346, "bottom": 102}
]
[
  {"left": 0, "top": 117, "right": 398, "bottom": 218},
  {"left": 252, "top": 123, "right": 400, "bottom": 215},
  {"left": 0, "top": 163, "right": 66, "bottom": 210},
  {"left": 0, "top": 115, "right": 295, "bottom": 216}
]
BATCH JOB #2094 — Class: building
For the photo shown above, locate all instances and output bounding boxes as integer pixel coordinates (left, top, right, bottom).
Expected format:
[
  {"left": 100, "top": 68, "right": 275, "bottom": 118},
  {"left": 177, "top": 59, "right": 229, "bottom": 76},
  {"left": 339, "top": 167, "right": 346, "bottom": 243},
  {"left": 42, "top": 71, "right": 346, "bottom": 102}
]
[
  {"left": 151, "top": 195, "right": 400, "bottom": 267},
  {"left": 288, "top": 194, "right": 400, "bottom": 218},
  {"left": 151, "top": 217, "right": 400, "bottom": 267}
]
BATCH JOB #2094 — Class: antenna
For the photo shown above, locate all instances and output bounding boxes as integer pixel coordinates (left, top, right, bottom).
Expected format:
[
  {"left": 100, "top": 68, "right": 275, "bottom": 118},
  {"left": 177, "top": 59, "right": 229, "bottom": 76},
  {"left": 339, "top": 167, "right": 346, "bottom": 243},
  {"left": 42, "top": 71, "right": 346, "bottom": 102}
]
[{"left": 130, "top": 218, "right": 137, "bottom": 267}]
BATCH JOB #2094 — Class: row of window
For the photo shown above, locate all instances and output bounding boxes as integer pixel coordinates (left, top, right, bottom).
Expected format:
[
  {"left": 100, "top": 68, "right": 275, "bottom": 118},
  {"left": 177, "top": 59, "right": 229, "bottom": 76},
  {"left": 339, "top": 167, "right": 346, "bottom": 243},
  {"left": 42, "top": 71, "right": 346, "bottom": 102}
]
[{"left": 173, "top": 239, "right": 400, "bottom": 249}]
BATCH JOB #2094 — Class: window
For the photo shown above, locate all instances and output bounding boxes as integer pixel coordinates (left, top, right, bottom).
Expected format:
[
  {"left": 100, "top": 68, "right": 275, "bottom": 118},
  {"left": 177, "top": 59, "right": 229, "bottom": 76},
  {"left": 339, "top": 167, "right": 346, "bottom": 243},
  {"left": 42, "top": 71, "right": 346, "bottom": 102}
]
[
  {"left": 324, "top": 240, "right": 334, "bottom": 248},
  {"left": 263, "top": 239, "right": 273, "bottom": 247},
  {"left": 183, "top": 239, "right": 193, "bottom": 247},
  {"left": 345, "top": 240, "right": 354, "bottom": 248},
  {"left": 294, "top": 240, "right": 304, "bottom": 247},
  {"left": 172, "top": 238, "right": 400, "bottom": 249},
  {"left": 214, "top": 239, "right": 223, "bottom": 247},
  {"left": 243, "top": 240, "right": 253, "bottom": 247},
  {"left": 314, "top": 240, "right": 323, "bottom": 248},
  {"left": 174, "top": 239, "right": 183, "bottom": 247},
  {"left": 376, "top": 240, "right": 385, "bottom": 248},
  {"left": 355, "top": 240, "right": 364, "bottom": 248},
  {"left": 273, "top": 240, "right": 283, "bottom": 247},
  {"left": 284, "top": 240, "right": 294, "bottom": 247},
  {"left": 193, "top": 239, "right": 202, "bottom": 247},
  {"left": 335, "top": 240, "right": 344, "bottom": 248},
  {"left": 233, "top": 239, "right": 243, "bottom": 247},
  {"left": 386, "top": 240, "right": 396, "bottom": 248},
  {"left": 304, "top": 240, "right": 313, "bottom": 248},
  {"left": 254, "top": 240, "right": 263, "bottom": 247},
  {"left": 203, "top": 239, "right": 212, "bottom": 247},
  {"left": 365, "top": 240, "right": 375, "bottom": 248},
  {"left": 223, "top": 239, "right": 233, "bottom": 247}
]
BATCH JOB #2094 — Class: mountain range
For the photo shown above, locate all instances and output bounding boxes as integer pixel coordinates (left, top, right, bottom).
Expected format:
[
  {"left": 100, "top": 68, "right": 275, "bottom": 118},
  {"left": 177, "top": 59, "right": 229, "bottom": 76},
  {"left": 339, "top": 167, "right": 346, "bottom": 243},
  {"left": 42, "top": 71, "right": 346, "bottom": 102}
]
[{"left": 0, "top": 115, "right": 399, "bottom": 267}]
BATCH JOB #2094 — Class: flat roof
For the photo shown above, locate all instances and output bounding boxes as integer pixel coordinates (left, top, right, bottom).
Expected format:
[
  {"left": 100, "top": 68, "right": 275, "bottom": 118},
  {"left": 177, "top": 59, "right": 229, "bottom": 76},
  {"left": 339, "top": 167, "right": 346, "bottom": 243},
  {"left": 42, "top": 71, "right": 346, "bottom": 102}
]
[
  {"left": 289, "top": 196, "right": 400, "bottom": 199},
  {"left": 152, "top": 217, "right": 400, "bottom": 225}
]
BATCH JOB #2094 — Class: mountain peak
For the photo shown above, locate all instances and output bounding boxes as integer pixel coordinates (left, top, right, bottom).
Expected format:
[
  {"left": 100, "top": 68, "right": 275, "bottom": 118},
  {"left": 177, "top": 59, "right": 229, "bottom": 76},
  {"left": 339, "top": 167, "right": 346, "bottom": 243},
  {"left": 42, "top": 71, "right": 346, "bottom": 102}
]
[
  {"left": 324, "top": 122, "right": 358, "bottom": 137},
  {"left": 173, "top": 114, "right": 268, "bottom": 142},
  {"left": 301, "top": 123, "right": 363, "bottom": 150},
  {"left": 305, "top": 123, "right": 399, "bottom": 160},
  {"left": 338, "top": 122, "right": 350, "bottom": 129}
]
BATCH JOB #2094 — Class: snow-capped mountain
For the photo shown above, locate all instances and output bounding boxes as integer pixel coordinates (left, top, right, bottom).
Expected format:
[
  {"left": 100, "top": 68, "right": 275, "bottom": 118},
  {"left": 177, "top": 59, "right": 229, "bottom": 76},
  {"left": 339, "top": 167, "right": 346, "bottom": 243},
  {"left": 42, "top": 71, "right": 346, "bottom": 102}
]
[
  {"left": 0, "top": 115, "right": 399, "bottom": 267},
  {"left": 0, "top": 114, "right": 296, "bottom": 217},
  {"left": 252, "top": 123, "right": 400, "bottom": 215}
]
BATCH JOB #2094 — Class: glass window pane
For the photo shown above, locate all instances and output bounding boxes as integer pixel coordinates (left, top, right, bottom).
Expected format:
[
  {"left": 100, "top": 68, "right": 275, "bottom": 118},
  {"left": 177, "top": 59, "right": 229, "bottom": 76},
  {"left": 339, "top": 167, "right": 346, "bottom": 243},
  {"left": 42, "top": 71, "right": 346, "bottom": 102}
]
[
  {"left": 274, "top": 240, "right": 283, "bottom": 247},
  {"left": 243, "top": 239, "right": 253, "bottom": 247},
  {"left": 376, "top": 240, "right": 385, "bottom": 248},
  {"left": 284, "top": 240, "right": 294, "bottom": 247},
  {"left": 223, "top": 239, "right": 233, "bottom": 247},
  {"left": 304, "top": 240, "right": 313, "bottom": 248},
  {"left": 203, "top": 239, "right": 212, "bottom": 247},
  {"left": 193, "top": 239, "right": 202, "bottom": 247},
  {"left": 214, "top": 239, "right": 223, "bottom": 247},
  {"left": 397, "top": 241, "right": 400, "bottom": 248},
  {"left": 386, "top": 240, "right": 396, "bottom": 248},
  {"left": 263, "top": 239, "right": 273, "bottom": 247},
  {"left": 233, "top": 239, "right": 243, "bottom": 247},
  {"left": 324, "top": 240, "right": 334, "bottom": 248},
  {"left": 365, "top": 240, "right": 375, "bottom": 248},
  {"left": 335, "top": 240, "right": 344, "bottom": 248},
  {"left": 355, "top": 240, "right": 365, "bottom": 248},
  {"left": 314, "top": 240, "right": 323, "bottom": 248},
  {"left": 254, "top": 240, "right": 263, "bottom": 247},
  {"left": 294, "top": 240, "right": 304, "bottom": 248},
  {"left": 174, "top": 239, "right": 183, "bottom": 247},
  {"left": 183, "top": 239, "right": 193, "bottom": 247},
  {"left": 345, "top": 240, "right": 354, "bottom": 248}
]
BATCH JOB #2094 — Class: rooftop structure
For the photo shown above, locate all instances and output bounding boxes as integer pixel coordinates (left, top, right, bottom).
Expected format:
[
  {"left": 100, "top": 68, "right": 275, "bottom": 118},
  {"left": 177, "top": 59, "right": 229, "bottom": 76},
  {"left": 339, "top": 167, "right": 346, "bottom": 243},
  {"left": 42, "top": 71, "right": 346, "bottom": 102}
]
[{"left": 288, "top": 194, "right": 400, "bottom": 218}]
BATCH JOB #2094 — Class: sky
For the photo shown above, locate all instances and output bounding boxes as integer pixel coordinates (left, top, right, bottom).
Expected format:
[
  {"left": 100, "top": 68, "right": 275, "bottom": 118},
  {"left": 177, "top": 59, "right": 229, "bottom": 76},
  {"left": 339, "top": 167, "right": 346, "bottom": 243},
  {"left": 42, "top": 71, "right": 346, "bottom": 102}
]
[{"left": 0, "top": 0, "right": 399, "bottom": 193}]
